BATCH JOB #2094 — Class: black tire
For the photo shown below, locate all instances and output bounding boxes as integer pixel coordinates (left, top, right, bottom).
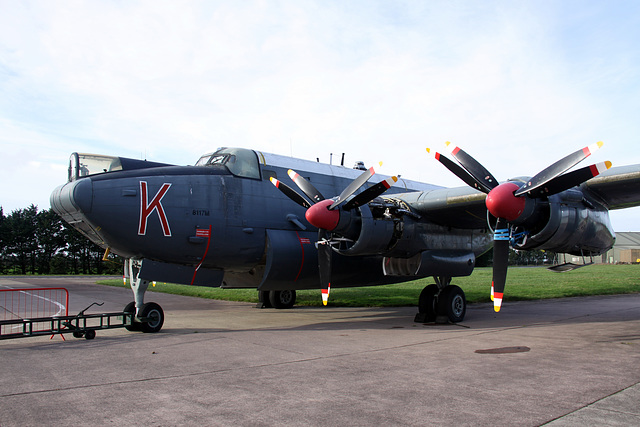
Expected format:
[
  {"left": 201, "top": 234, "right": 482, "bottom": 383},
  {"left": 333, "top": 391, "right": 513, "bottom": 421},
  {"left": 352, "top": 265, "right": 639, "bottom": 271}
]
[
  {"left": 437, "top": 285, "right": 466, "bottom": 323},
  {"left": 139, "top": 302, "right": 164, "bottom": 333},
  {"left": 417, "top": 284, "right": 438, "bottom": 322},
  {"left": 84, "top": 330, "right": 96, "bottom": 340},
  {"left": 72, "top": 331, "right": 84, "bottom": 339},
  {"left": 269, "top": 290, "right": 296, "bottom": 309},
  {"left": 124, "top": 301, "right": 141, "bottom": 332},
  {"left": 258, "top": 291, "right": 273, "bottom": 308}
]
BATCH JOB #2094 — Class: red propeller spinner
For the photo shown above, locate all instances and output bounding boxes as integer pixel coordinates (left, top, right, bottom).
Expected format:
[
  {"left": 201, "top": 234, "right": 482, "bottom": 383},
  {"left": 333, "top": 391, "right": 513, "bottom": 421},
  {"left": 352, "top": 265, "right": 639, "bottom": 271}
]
[
  {"left": 305, "top": 199, "right": 340, "bottom": 231},
  {"left": 485, "top": 182, "right": 526, "bottom": 222}
]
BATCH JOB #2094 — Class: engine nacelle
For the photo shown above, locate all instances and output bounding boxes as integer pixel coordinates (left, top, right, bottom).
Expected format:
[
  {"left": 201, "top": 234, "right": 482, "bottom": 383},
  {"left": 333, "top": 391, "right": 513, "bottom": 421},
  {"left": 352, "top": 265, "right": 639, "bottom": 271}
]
[
  {"left": 335, "top": 204, "right": 397, "bottom": 256},
  {"left": 513, "top": 190, "right": 615, "bottom": 256},
  {"left": 332, "top": 198, "right": 492, "bottom": 260}
]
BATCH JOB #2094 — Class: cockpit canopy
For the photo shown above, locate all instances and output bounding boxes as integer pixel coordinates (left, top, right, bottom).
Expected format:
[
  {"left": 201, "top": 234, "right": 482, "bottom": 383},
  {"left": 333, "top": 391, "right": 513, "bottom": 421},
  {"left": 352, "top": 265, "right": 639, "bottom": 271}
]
[
  {"left": 67, "top": 153, "right": 171, "bottom": 182},
  {"left": 68, "top": 153, "right": 123, "bottom": 182},
  {"left": 195, "top": 147, "right": 261, "bottom": 179}
]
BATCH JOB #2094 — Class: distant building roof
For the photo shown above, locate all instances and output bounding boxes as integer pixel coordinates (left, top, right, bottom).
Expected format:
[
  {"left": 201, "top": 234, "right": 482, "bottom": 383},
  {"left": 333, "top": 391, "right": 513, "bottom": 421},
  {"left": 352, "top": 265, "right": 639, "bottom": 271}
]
[{"left": 615, "top": 232, "right": 640, "bottom": 249}]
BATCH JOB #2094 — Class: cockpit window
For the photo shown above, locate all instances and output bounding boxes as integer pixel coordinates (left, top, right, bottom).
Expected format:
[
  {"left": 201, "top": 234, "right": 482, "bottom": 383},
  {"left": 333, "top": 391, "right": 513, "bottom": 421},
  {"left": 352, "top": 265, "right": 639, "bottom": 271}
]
[
  {"left": 69, "top": 153, "right": 123, "bottom": 182},
  {"left": 195, "top": 147, "right": 261, "bottom": 179}
]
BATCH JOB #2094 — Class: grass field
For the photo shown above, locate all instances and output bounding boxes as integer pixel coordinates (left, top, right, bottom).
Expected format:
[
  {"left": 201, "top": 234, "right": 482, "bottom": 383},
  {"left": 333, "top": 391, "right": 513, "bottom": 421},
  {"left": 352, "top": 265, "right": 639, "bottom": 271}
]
[{"left": 97, "top": 264, "right": 640, "bottom": 307}]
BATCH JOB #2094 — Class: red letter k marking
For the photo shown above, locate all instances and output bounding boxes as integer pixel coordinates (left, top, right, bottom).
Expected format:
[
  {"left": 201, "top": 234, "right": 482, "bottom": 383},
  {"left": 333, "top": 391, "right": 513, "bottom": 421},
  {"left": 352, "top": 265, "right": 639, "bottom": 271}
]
[{"left": 139, "top": 181, "right": 172, "bottom": 236}]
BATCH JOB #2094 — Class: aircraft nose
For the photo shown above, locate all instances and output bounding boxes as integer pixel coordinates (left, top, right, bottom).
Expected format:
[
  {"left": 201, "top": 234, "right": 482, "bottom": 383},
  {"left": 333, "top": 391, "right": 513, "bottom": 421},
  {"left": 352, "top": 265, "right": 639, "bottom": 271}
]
[
  {"left": 50, "top": 177, "right": 105, "bottom": 246},
  {"left": 51, "top": 177, "right": 93, "bottom": 217}
]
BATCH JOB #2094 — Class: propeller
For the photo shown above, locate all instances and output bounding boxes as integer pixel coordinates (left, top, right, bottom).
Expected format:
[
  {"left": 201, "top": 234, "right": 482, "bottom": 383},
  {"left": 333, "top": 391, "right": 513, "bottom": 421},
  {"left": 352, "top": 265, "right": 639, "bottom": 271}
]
[
  {"left": 318, "top": 229, "right": 332, "bottom": 305},
  {"left": 445, "top": 141, "right": 498, "bottom": 193},
  {"left": 514, "top": 141, "right": 604, "bottom": 196},
  {"left": 271, "top": 165, "right": 397, "bottom": 305},
  {"left": 270, "top": 178, "right": 312, "bottom": 209},
  {"left": 428, "top": 142, "right": 611, "bottom": 312},
  {"left": 330, "top": 162, "right": 382, "bottom": 209},
  {"left": 288, "top": 170, "right": 324, "bottom": 203}
]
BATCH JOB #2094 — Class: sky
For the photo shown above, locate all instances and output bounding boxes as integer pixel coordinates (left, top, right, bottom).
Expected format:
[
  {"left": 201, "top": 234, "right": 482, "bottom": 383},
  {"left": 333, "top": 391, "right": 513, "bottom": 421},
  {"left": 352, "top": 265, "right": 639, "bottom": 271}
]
[{"left": 1, "top": 0, "right": 639, "bottom": 230}]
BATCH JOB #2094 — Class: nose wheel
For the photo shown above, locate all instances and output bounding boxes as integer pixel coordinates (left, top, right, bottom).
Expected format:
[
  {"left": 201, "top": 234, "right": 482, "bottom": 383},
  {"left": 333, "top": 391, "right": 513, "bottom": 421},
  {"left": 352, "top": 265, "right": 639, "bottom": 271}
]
[{"left": 123, "top": 301, "right": 164, "bottom": 333}]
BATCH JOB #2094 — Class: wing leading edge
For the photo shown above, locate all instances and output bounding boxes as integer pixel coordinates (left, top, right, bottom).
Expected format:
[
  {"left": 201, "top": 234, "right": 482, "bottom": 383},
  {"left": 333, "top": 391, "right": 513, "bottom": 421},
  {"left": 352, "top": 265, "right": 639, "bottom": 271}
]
[{"left": 582, "top": 164, "right": 640, "bottom": 210}]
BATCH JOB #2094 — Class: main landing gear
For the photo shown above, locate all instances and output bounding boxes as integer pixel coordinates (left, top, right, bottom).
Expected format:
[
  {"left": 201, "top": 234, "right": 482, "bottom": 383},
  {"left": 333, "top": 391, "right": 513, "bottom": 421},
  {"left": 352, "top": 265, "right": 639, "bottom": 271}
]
[
  {"left": 123, "top": 259, "right": 165, "bottom": 333},
  {"left": 258, "top": 290, "right": 297, "bottom": 309},
  {"left": 414, "top": 277, "right": 466, "bottom": 324}
]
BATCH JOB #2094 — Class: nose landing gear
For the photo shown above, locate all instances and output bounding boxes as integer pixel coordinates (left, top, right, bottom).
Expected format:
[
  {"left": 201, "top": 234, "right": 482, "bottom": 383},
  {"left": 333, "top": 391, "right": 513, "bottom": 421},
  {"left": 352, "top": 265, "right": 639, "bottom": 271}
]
[{"left": 123, "top": 259, "right": 165, "bottom": 333}]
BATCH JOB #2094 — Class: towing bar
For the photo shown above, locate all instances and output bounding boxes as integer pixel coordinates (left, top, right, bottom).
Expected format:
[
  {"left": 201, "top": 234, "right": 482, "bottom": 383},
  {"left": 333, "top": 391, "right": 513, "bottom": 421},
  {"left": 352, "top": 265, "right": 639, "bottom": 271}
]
[{"left": 0, "top": 311, "right": 134, "bottom": 340}]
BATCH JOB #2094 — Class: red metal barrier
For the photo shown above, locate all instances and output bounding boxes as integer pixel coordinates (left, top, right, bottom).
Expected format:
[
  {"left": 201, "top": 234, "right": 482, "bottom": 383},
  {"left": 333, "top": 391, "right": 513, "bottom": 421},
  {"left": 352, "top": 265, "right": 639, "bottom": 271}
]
[{"left": 0, "top": 288, "right": 69, "bottom": 337}]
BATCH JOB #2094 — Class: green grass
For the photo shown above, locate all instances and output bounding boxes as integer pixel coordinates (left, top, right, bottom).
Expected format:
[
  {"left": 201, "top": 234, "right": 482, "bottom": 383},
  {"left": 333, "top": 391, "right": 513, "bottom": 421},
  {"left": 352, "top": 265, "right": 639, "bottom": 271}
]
[{"left": 97, "top": 264, "right": 640, "bottom": 307}]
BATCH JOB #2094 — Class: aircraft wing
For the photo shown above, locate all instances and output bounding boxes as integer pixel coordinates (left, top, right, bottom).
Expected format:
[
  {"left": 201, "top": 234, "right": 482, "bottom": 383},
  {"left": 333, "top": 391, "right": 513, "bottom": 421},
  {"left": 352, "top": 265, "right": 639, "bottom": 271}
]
[
  {"left": 398, "top": 186, "right": 489, "bottom": 229},
  {"left": 582, "top": 164, "right": 640, "bottom": 210}
]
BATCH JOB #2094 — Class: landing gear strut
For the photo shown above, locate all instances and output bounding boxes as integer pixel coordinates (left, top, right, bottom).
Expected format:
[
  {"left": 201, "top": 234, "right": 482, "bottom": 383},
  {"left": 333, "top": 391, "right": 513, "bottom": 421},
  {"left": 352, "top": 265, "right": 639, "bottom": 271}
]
[
  {"left": 414, "top": 276, "right": 466, "bottom": 324},
  {"left": 124, "top": 259, "right": 165, "bottom": 333}
]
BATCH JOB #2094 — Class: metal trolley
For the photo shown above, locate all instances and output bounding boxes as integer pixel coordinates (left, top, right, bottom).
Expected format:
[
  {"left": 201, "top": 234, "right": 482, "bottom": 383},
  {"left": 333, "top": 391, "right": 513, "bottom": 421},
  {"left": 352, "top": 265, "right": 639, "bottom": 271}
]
[{"left": 1, "top": 288, "right": 133, "bottom": 341}]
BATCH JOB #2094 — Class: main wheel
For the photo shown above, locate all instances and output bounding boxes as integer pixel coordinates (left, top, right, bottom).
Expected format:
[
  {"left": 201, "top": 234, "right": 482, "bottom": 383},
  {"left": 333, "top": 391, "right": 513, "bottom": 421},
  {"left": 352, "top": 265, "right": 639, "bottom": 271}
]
[
  {"left": 258, "top": 291, "right": 273, "bottom": 308},
  {"left": 269, "top": 290, "right": 296, "bottom": 309},
  {"left": 437, "top": 285, "right": 466, "bottom": 323},
  {"left": 139, "top": 302, "right": 164, "bottom": 333},
  {"left": 415, "top": 284, "right": 438, "bottom": 322},
  {"left": 124, "top": 301, "right": 141, "bottom": 332}
]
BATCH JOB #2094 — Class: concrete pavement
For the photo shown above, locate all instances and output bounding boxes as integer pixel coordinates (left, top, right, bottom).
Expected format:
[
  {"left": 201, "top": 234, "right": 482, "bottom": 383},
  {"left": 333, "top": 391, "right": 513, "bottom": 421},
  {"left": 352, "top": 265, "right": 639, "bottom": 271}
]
[{"left": 1, "top": 276, "right": 639, "bottom": 426}]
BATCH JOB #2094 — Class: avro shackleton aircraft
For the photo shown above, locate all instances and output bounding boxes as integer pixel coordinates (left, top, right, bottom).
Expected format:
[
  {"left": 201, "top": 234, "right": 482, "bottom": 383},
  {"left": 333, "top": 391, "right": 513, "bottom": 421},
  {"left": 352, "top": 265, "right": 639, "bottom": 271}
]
[{"left": 50, "top": 143, "right": 640, "bottom": 333}]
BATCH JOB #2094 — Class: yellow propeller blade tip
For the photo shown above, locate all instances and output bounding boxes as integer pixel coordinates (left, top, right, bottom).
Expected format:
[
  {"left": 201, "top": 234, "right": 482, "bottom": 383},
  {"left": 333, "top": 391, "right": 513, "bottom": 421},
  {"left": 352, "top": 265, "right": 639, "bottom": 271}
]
[
  {"left": 445, "top": 141, "right": 451, "bottom": 147},
  {"left": 605, "top": 160, "right": 612, "bottom": 169},
  {"left": 321, "top": 286, "right": 330, "bottom": 306}
]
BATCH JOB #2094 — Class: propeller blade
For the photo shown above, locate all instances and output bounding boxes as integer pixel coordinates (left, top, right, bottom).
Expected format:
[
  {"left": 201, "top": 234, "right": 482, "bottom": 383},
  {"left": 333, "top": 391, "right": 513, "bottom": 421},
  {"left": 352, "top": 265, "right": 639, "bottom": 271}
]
[
  {"left": 514, "top": 141, "right": 604, "bottom": 196},
  {"left": 491, "top": 218, "right": 510, "bottom": 312},
  {"left": 288, "top": 169, "right": 325, "bottom": 203},
  {"left": 318, "top": 230, "right": 332, "bottom": 306},
  {"left": 445, "top": 142, "right": 498, "bottom": 193},
  {"left": 270, "top": 177, "right": 312, "bottom": 208},
  {"left": 526, "top": 161, "right": 612, "bottom": 197},
  {"left": 342, "top": 176, "right": 398, "bottom": 210},
  {"left": 427, "top": 148, "right": 491, "bottom": 194},
  {"left": 329, "top": 162, "right": 382, "bottom": 210}
]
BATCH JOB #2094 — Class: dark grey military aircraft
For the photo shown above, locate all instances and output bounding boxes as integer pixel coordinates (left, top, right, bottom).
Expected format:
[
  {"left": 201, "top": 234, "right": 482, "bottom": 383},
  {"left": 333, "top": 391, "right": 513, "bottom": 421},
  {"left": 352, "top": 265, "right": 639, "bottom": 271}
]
[{"left": 50, "top": 143, "right": 640, "bottom": 332}]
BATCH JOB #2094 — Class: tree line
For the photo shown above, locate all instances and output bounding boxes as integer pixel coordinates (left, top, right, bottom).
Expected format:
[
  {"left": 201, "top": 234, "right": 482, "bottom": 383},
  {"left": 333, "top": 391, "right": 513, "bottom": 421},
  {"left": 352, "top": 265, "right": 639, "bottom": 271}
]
[{"left": 0, "top": 205, "right": 123, "bottom": 275}]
